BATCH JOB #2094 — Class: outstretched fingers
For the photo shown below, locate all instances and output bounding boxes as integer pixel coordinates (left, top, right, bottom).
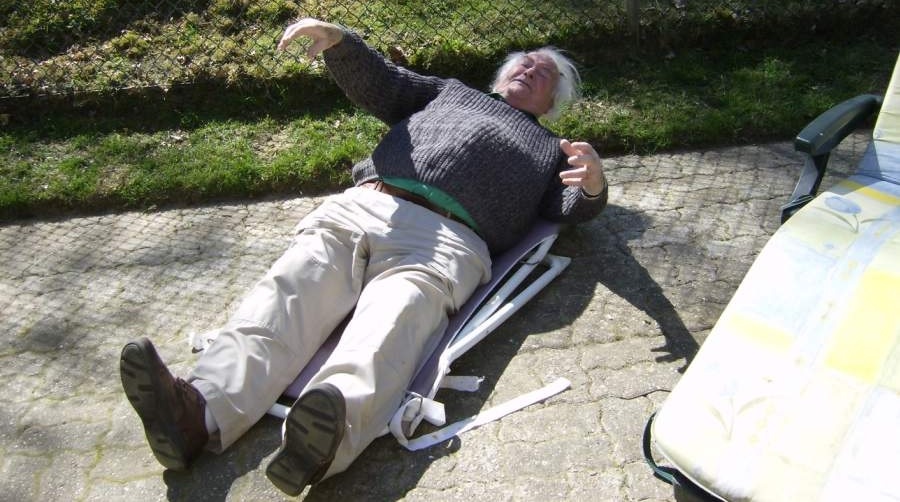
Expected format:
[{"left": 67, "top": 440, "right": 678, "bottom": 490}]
[
  {"left": 277, "top": 18, "right": 344, "bottom": 58},
  {"left": 558, "top": 139, "right": 606, "bottom": 197}
]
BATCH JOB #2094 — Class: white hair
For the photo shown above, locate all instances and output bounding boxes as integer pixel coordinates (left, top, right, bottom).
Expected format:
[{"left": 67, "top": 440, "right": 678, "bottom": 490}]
[{"left": 491, "top": 47, "right": 582, "bottom": 121}]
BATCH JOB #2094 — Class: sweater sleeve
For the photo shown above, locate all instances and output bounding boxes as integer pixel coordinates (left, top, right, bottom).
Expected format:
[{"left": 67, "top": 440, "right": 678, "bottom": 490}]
[{"left": 322, "top": 30, "right": 446, "bottom": 125}]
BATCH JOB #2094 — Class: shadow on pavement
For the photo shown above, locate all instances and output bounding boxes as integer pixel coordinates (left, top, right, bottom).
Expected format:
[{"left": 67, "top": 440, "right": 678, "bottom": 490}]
[
  {"left": 162, "top": 416, "right": 282, "bottom": 501},
  {"left": 577, "top": 203, "right": 700, "bottom": 372}
]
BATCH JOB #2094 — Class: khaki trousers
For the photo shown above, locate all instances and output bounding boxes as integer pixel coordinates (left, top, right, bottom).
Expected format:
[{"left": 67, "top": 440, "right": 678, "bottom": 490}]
[{"left": 189, "top": 186, "right": 491, "bottom": 476}]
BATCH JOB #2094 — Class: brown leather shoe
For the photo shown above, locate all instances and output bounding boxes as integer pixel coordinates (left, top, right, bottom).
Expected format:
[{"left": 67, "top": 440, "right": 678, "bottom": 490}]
[
  {"left": 266, "top": 382, "right": 346, "bottom": 496},
  {"left": 119, "top": 337, "right": 209, "bottom": 470}
]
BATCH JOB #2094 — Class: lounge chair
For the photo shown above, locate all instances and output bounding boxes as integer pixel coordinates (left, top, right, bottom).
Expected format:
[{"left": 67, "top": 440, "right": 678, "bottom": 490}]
[
  {"left": 643, "top": 53, "right": 900, "bottom": 501},
  {"left": 264, "top": 218, "right": 573, "bottom": 450}
]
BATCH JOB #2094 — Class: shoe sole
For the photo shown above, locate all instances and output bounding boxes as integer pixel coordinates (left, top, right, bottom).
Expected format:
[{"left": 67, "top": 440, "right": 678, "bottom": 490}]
[
  {"left": 119, "top": 339, "right": 191, "bottom": 470},
  {"left": 266, "top": 384, "right": 346, "bottom": 496}
]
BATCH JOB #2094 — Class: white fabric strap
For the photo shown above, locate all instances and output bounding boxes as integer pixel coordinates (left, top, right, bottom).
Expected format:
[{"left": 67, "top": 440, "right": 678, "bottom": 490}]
[
  {"left": 393, "top": 377, "right": 571, "bottom": 451},
  {"left": 385, "top": 375, "right": 484, "bottom": 441},
  {"left": 388, "top": 392, "right": 447, "bottom": 442}
]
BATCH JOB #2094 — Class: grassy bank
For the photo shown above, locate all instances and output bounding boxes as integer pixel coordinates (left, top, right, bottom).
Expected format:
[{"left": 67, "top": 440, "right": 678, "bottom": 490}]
[{"left": 1, "top": 2, "right": 898, "bottom": 221}]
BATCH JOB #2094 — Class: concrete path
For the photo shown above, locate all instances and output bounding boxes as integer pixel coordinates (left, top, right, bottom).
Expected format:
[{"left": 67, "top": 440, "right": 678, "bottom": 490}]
[{"left": 0, "top": 134, "right": 869, "bottom": 501}]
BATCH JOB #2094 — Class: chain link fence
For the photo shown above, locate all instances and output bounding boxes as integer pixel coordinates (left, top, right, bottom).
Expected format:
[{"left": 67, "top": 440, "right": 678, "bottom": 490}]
[{"left": 1, "top": 0, "right": 897, "bottom": 100}]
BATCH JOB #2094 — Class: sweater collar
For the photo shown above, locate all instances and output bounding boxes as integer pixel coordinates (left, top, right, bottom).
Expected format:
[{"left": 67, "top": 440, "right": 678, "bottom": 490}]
[{"left": 487, "top": 92, "right": 539, "bottom": 122}]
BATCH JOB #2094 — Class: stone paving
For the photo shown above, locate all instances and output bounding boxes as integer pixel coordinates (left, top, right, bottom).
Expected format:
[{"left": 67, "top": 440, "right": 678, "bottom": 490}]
[{"left": 0, "top": 133, "right": 869, "bottom": 501}]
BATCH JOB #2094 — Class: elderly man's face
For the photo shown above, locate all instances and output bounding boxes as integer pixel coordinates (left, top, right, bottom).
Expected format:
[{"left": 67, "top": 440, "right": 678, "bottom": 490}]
[{"left": 496, "top": 52, "right": 559, "bottom": 117}]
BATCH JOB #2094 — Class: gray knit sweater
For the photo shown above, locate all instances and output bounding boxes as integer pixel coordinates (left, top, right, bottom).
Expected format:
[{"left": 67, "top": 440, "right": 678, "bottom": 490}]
[{"left": 323, "top": 31, "right": 607, "bottom": 254}]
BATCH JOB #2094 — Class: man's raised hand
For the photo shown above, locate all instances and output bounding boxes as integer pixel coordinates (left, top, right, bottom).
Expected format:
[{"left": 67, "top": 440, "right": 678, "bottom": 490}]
[
  {"left": 559, "top": 139, "right": 607, "bottom": 197},
  {"left": 277, "top": 18, "right": 343, "bottom": 58}
]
